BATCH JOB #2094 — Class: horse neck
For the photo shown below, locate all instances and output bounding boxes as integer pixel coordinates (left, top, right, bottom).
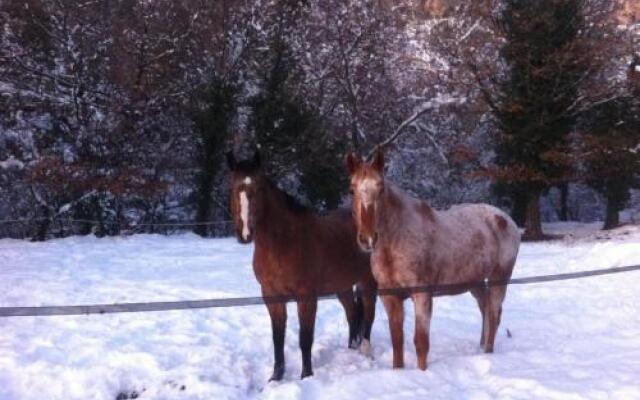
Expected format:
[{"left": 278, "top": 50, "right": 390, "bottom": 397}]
[
  {"left": 377, "top": 182, "right": 431, "bottom": 232},
  {"left": 254, "top": 181, "right": 301, "bottom": 240},
  {"left": 377, "top": 184, "right": 401, "bottom": 227}
]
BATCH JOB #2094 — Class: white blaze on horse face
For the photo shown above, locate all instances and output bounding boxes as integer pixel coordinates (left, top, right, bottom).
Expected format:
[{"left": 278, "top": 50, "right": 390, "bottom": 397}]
[
  {"left": 354, "top": 176, "right": 382, "bottom": 249},
  {"left": 239, "top": 191, "right": 250, "bottom": 240},
  {"left": 243, "top": 177, "right": 252, "bottom": 185},
  {"left": 357, "top": 177, "right": 379, "bottom": 208}
]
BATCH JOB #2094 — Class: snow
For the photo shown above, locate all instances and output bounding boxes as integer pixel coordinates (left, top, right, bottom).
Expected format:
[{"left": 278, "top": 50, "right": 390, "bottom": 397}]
[
  {"left": 2, "top": 225, "right": 640, "bottom": 400},
  {"left": 0, "top": 157, "right": 25, "bottom": 171}
]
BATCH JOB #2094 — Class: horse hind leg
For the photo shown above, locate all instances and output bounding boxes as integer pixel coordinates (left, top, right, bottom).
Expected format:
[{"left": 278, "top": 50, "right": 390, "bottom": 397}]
[
  {"left": 337, "top": 291, "right": 361, "bottom": 349},
  {"left": 360, "top": 281, "right": 377, "bottom": 357},
  {"left": 483, "top": 284, "right": 507, "bottom": 353},
  {"left": 470, "top": 288, "right": 487, "bottom": 348}
]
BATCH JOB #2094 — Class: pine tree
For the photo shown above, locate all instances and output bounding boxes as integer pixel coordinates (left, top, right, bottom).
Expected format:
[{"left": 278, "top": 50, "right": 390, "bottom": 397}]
[
  {"left": 488, "top": 0, "right": 592, "bottom": 239},
  {"left": 581, "top": 60, "right": 640, "bottom": 230},
  {"left": 191, "top": 76, "right": 236, "bottom": 236},
  {"left": 249, "top": 38, "right": 347, "bottom": 209}
]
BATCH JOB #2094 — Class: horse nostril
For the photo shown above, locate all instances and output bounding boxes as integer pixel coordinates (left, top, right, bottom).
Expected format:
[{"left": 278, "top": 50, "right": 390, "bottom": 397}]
[
  {"left": 372, "top": 233, "right": 379, "bottom": 247},
  {"left": 358, "top": 233, "right": 376, "bottom": 251}
]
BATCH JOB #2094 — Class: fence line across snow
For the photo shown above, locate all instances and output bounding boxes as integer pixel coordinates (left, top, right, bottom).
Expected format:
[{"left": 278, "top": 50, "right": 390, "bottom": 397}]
[
  {"left": 0, "top": 218, "right": 233, "bottom": 226},
  {"left": 1, "top": 264, "right": 639, "bottom": 318}
]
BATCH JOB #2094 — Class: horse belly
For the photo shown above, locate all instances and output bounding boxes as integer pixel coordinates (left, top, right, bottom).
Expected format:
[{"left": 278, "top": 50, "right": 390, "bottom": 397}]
[
  {"left": 439, "top": 234, "right": 495, "bottom": 274},
  {"left": 253, "top": 250, "right": 308, "bottom": 295},
  {"left": 312, "top": 227, "right": 371, "bottom": 288},
  {"left": 316, "top": 253, "right": 367, "bottom": 293}
]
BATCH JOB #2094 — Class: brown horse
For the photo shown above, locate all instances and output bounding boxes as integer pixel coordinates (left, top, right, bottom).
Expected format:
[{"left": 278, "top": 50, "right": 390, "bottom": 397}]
[
  {"left": 227, "top": 151, "right": 377, "bottom": 380},
  {"left": 346, "top": 148, "right": 520, "bottom": 370}
]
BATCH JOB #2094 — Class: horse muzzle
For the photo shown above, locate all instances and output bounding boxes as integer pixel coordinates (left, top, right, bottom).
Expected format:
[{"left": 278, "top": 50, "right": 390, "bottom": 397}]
[
  {"left": 236, "top": 228, "right": 254, "bottom": 244},
  {"left": 357, "top": 232, "right": 378, "bottom": 252}
]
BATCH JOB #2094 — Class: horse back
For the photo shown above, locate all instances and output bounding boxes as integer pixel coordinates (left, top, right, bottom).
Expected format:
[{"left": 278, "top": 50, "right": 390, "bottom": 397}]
[{"left": 438, "top": 204, "right": 520, "bottom": 279}]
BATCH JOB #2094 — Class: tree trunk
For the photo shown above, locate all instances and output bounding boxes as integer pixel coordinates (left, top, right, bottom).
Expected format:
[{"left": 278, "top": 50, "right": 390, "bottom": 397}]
[
  {"left": 523, "top": 190, "right": 544, "bottom": 240},
  {"left": 350, "top": 118, "right": 360, "bottom": 153},
  {"left": 512, "top": 191, "right": 528, "bottom": 227},
  {"left": 194, "top": 167, "right": 215, "bottom": 237},
  {"left": 32, "top": 206, "right": 50, "bottom": 242},
  {"left": 92, "top": 196, "right": 106, "bottom": 238},
  {"left": 559, "top": 183, "right": 569, "bottom": 221},
  {"left": 603, "top": 197, "right": 620, "bottom": 230},
  {"left": 114, "top": 198, "right": 122, "bottom": 236}
]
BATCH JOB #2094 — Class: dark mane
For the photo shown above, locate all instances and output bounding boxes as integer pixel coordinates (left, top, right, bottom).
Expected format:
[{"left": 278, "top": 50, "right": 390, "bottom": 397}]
[
  {"left": 265, "top": 178, "right": 311, "bottom": 215},
  {"left": 234, "top": 160, "right": 259, "bottom": 174}
]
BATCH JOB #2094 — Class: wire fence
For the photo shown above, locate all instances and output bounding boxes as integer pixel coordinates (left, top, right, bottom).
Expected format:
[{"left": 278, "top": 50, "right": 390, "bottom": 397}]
[
  {"left": 0, "top": 217, "right": 235, "bottom": 240},
  {"left": 2, "top": 263, "right": 639, "bottom": 318},
  {"left": 0, "top": 218, "right": 233, "bottom": 226}
]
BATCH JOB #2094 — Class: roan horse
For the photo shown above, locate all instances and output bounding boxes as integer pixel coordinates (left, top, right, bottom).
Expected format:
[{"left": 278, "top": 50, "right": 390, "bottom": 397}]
[
  {"left": 227, "top": 151, "right": 377, "bottom": 380},
  {"left": 346, "top": 148, "right": 520, "bottom": 370}
]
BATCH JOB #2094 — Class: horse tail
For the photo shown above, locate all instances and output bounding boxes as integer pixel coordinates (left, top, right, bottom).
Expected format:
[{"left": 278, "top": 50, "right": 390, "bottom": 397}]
[{"left": 490, "top": 210, "right": 520, "bottom": 275}]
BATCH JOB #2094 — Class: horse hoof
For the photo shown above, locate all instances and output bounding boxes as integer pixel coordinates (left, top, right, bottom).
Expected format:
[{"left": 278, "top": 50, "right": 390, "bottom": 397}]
[
  {"left": 300, "top": 370, "right": 313, "bottom": 380},
  {"left": 269, "top": 366, "right": 285, "bottom": 382},
  {"left": 359, "top": 339, "right": 373, "bottom": 358},
  {"left": 392, "top": 360, "right": 405, "bottom": 369}
]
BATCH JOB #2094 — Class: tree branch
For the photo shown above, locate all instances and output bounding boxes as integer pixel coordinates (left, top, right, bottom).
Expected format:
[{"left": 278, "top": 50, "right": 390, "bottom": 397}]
[{"left": 370, "top": 94, "right": 465, "bottom": 159}]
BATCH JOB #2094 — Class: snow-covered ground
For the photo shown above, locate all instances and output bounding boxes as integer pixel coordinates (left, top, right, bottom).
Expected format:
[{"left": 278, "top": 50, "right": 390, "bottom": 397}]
[{"left": 1, "top": 223, "right": 640, "bottom": 400}]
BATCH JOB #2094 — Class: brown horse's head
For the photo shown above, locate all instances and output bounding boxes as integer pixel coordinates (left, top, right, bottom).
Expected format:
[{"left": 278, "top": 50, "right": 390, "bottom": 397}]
[
  {"left": 226, "top": 150, "right": 262, "bottom": 244},
  {"left": 346, "top": 148, "right": 385, "bottom": 252}
]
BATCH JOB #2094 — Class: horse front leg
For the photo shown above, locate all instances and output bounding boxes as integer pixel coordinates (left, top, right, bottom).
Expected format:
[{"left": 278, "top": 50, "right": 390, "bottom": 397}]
[
  {"left": 382, "top": 294, "right": 405, "bottom": 368},
  {"left": 297, "top": 298, "right": 317, "bottom": 379},
  {"left": 265, "top": 301, "right": 287, "bottom": 381},
  {"left": 411, "top": 292, "right": 433, "bottom": 370}
]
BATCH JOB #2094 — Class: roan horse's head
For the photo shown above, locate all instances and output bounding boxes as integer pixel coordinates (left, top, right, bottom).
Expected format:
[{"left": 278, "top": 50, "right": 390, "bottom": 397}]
[
  {"left": 226, "top": 150, "right": 262, "bottom": 244},
  {"left": 346, "top": 148, "right": 385, "bottom": 252}
]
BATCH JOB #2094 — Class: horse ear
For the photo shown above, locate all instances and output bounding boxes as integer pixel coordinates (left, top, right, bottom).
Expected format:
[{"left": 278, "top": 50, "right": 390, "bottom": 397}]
[
  {"left": 226, "top": 151, "right": 236, "bottom": 170},
  {"left": 345, "top": 152, "right": 361, "bottom": 175},
  {"left": 372, "top": 147, "right": 384, "bottom": 172},
  {"left": 251, "top": 150, "right": 261, "bottom": 168}
]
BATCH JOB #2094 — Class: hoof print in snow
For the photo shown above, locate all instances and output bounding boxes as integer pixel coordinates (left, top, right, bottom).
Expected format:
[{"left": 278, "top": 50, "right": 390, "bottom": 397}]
[
  {"left": 115, "top": 389, "right": 144, "bottom": 400},
  {"left": 165, "top": 380, "right": 187, "bottom": 391}
]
